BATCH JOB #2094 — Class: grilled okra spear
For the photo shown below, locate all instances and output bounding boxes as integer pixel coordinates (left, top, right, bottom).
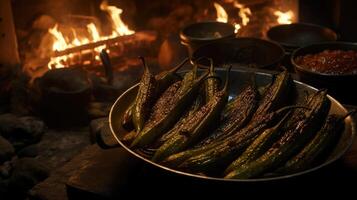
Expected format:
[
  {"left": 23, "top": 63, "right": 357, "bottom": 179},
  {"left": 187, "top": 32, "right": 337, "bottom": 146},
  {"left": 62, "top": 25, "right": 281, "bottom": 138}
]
[
  {"left": 251, "top": 71, "right": 291, "bottom": 120},
  {"left": 152, "top": 67, "right": 231, "bottom": 162},
  {"left": 196, "top": 85, "right": 259, "bottom": 148},
  {"left": 155, "top": 58, "right": 189, "bottom": 93},
  {"left": 224, "top": 110, "right": 295, "bottom": 174},
  {"left": 278, "top": 113, "right": 347, "bottom": 173},
  {"left": 195, "top": 70, "right": 291, "bottom": 148},
  {"left": 171, "top": 105, "right": 302, "bottom": 172},
  {"left": 155, "top": 61, "right": 219, "bottom": 148},
  {"left": 155, "top": 94, "right": 204, "bottom": 148},
  {"left": 131, "top": 68, "right": 209, "bottom": 148},
  {"left": 152, "top": 64, "right": 204, "bottom": 147},
  {"left": 122, "top": 58, "right": 189, "bottom": 131},
  {"left": 204, "top": 58, "right": 220, "bottom": 103},
  {"left": 225, "top": 90, "right": 331, "bottom": 179},
  {"left": 131, "top": 57, "right": 157, "bottom": 133},
  {"left": 122, "top": 103, "right": 134, "bottom": 131}
]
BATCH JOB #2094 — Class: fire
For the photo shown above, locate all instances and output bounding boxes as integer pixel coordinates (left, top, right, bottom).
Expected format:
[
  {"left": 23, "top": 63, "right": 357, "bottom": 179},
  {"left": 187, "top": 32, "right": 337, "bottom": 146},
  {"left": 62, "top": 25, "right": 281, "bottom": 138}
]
[
  {"left": 274, "top": 10, "right": 294, "bottom": 24},
  {"left": 100, "top": 1, "right": 135, "bottom": 36},
  {"left": 48, "top": 0, "right": 134, "bottom": 69},
  {"left": 214, "top": 2, "right": 228, "bottom": 23},
  {"left": 214, "top": 1, "right": 251, "bottom": 34},
  {"left": 233, "top": 2, "right": 251, "bottom": 26}
]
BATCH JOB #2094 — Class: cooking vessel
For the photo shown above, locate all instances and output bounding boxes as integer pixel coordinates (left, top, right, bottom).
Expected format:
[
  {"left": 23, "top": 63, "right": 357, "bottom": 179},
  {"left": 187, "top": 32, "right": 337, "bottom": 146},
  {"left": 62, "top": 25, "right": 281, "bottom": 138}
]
[
  {"left": 33, "top": 67, "right": 92, "bottom": 127},
  {"left": 267, "top": 23, "right": 338, "bottom": 52},
  {"left": 180, "top": 21, "right": 236, "bottom": 56},
  {"left": 101, "top": 68, "right": 355, "bottom": 182},
  {"left": 291, "top": 42, "right": 357, "bottom": 105},
  {"left": 192, "top": 38, "right": 285, "bottom": 70}
]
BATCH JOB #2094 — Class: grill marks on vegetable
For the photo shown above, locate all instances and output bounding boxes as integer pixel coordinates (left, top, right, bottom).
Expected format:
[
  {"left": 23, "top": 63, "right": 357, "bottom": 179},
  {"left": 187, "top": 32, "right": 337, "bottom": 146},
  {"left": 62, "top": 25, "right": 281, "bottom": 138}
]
[
  {"left": 196, "top": 86, "right": 259, "bottom": 147},
  {"left": 152, "top": 67, "right": 230, "bottom": 162},
  {"left": 225, "top": 90, "right": 331, "bottom": 179},
  {"left": 130, "top": 65, "right": 208, "bottom": 148},
  {"left": 145, "top": 81, "right": 182, "bottom": 126},
  {"left": 120, "top": 66, "right": 344, "bottom": 179},
  {"left": 132, "top": 59, "right": 157, "bottom": 133}
]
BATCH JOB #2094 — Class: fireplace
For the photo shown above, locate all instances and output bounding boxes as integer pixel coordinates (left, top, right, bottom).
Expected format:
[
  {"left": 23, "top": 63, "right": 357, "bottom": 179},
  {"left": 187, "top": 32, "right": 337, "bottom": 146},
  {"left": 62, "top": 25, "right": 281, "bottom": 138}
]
[{"left": 10, "top": 0, "right": 300, "bottom": 79}]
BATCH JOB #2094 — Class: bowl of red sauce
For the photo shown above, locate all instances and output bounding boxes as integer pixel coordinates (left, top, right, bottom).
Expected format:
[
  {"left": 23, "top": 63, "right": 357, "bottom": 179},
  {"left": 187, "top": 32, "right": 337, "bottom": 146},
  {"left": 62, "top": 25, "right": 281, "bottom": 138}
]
[{"left": 291, "top": 42, "right": 357, "bottom": 104}]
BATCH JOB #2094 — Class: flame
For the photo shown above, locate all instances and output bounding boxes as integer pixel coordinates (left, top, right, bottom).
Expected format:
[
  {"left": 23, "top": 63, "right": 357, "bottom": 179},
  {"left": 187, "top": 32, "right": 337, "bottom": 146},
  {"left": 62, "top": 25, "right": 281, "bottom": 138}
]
[
  {"left": 100, "top": 1, "right": 135, "bottom": 36},
  {"left": 214, "top": 1, "right": 251, "bottom": 34},
  {"left": 233, "top": 2, "right": 251, "bottom": 26},
  {"left": 274, "top": 10, "right": 294, "bottom": 24},
  {"left": 214, "top": 2, "right": 228, "bottom": 23},
  {"left": 234, "top": 24, "right": 241, "bottom": 34},
  {"left": 47, "top": 0, "right": 134, "bottom": 69}
]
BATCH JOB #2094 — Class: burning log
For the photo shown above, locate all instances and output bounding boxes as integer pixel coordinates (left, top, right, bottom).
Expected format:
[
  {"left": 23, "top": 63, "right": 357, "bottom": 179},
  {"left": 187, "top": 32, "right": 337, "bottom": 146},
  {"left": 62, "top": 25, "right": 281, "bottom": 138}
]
[{"left": 52, "top": 31, "right": 157, "bottom": 57}]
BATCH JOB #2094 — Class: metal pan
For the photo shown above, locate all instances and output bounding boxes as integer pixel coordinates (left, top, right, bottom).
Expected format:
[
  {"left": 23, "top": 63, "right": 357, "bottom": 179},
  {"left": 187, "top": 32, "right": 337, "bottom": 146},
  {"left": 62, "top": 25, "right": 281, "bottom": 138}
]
[{"left": 107, "top": 68, "right": 355, "bottom": 182}]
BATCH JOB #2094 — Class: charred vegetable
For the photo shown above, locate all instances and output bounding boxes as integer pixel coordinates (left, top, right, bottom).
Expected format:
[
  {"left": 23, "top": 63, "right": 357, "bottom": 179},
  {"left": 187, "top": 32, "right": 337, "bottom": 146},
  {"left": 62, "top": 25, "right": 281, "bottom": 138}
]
[
  {"left": 152, "top": 67, "right": 231, "bottom": 162},
  {"left": 204, "top": 58, "right": 220, "bottom": 103},
  {"left": 225, "top": 90, "right": 330, "bottom": 179},
  {"left": 131, "top": 68, "right": 208, "bottom": 148},
  {"left": 122, "top": 103, "right": 134, "bottom": 131},
  {"left": 122, "top": 58, "right": 188, "bottom": 131},
  {"left": 153, "top": 64, "right": 204, "bottom": 147},
  {"left": 132, "top": 57, "right": 157, "bottom": 133},
  {"left": 169, "top": 106, "right": 301, "bottom": 172},
  {"left": 251, "top": 71, "right": 291, "bottom": 120},
  {"left": 224, "top": 110, "right": 296, "bottom": 174},
  {"left": 196, "top": 85, "right": 259, "bottom": 147},
  {"left": 279, "top": 113, "right": 347, "bottom": 173}
]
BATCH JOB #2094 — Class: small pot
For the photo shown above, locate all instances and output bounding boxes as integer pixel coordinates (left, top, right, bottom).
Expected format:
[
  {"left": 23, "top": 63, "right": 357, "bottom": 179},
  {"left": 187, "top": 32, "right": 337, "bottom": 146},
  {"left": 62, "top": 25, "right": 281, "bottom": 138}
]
[
  {"left": 192, "top": 37, "right": 285, "bottom": 70},
  {"left": 268, "top": 23, "right": 338, "bottom": 72},
  {"left": 34, "top": 67, "right": 92, "bottom": 127},
  {"left": 180, "top": 21, "right": 236, "bottom": 56},
  {"left": 291, "top": 42, "right": 357, "bottom": 105},
  {"left": 267, "top": 23, "right": 338, "bottom": 52}
]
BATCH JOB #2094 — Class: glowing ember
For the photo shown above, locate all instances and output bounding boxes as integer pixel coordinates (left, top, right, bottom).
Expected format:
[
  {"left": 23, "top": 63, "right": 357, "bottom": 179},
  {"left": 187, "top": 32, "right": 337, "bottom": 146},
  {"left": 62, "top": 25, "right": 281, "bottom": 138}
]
[
  {"left": 274, "top": 10, "right": 294, "bottom": 24},
  {"left": 214, "top": 2, "right": 228, "bottom": 23},
  {"left": 48, "top": 0, "right": 134, "bottom": 69},
  {"left": 234, "top": 23, "right": 241, "bottom": 34}
]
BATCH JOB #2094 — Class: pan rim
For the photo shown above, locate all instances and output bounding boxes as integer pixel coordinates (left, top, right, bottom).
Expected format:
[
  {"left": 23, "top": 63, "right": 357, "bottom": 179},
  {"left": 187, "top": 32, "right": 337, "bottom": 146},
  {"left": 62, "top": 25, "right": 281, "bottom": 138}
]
[{"left": 109, "top": 68, "right": 355, "bottom": 182}]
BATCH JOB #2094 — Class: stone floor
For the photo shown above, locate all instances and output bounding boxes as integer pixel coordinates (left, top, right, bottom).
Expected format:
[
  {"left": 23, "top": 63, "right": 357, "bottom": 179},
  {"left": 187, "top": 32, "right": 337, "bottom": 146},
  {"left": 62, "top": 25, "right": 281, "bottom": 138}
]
[
  {"left": 35, "top": 128, "right": 91, "bottom": 171},
  {"left": 0, "top": 122, "right": 92, "bottom": 200}
]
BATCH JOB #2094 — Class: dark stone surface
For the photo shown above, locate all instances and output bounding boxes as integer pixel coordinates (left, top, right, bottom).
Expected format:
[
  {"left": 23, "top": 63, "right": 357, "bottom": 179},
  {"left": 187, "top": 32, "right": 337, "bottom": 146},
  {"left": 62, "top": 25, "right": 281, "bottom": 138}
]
[
  {"left": 0, "top": 136, "right": 15, "bottom": 164},
  {"left": 66, "top": 146, "right": 141, "bottom": 199},
  {"left": 88, "top": 102, "right": 111, "bottom": 120},
  {"left": 0, "top": 126, "right": 91, "bottom": 199},
  {"left": 29, "top": 145, "right": 104, "bottom": 200},
  {"left": 0, "top": 161, "right": 13, "bottom": 179},
  {"left": 7, "top": 158, "right": 49, "bottom": 198},
  {"left": 89, "top": 118, "right": 107, "bottom": 144},
  {"left": 0, "top": 114, "right": 46, "bottom": 149},
  {"left": 35, "top": 128, "right": 91, "bottom": 171},
  {"left": 18, "top": 144, "right": 39, "bottom": 158}
]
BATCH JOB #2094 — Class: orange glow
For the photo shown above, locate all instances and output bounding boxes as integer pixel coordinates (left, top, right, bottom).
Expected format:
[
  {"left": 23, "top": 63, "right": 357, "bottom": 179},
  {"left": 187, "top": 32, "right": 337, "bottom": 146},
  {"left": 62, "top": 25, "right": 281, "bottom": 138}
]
[
  {"left": 214, "top": 2, "right": 228, "bottom": 23},
  {"left": 233, "top": 2, "right": 251, "bottom": 26},
  {"left": 274, "top": 10, "right": 294, "bottom": 24},
  {"left": 48, "top": 0, "right": 134, "bottom": 69},
  {"left": 214, "top": 1, "right": 251, "bottom": 34},
  {"left": 100, "top": 0, "right": 135, "bottom": 36}
]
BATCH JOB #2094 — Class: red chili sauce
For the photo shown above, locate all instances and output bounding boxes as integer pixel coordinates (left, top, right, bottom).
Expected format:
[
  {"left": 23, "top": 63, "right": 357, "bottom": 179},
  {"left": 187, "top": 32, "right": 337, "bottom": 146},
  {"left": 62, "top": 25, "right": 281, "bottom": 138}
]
[{"left": 295, "top": 50, "right": 357, "bottom": 75}]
